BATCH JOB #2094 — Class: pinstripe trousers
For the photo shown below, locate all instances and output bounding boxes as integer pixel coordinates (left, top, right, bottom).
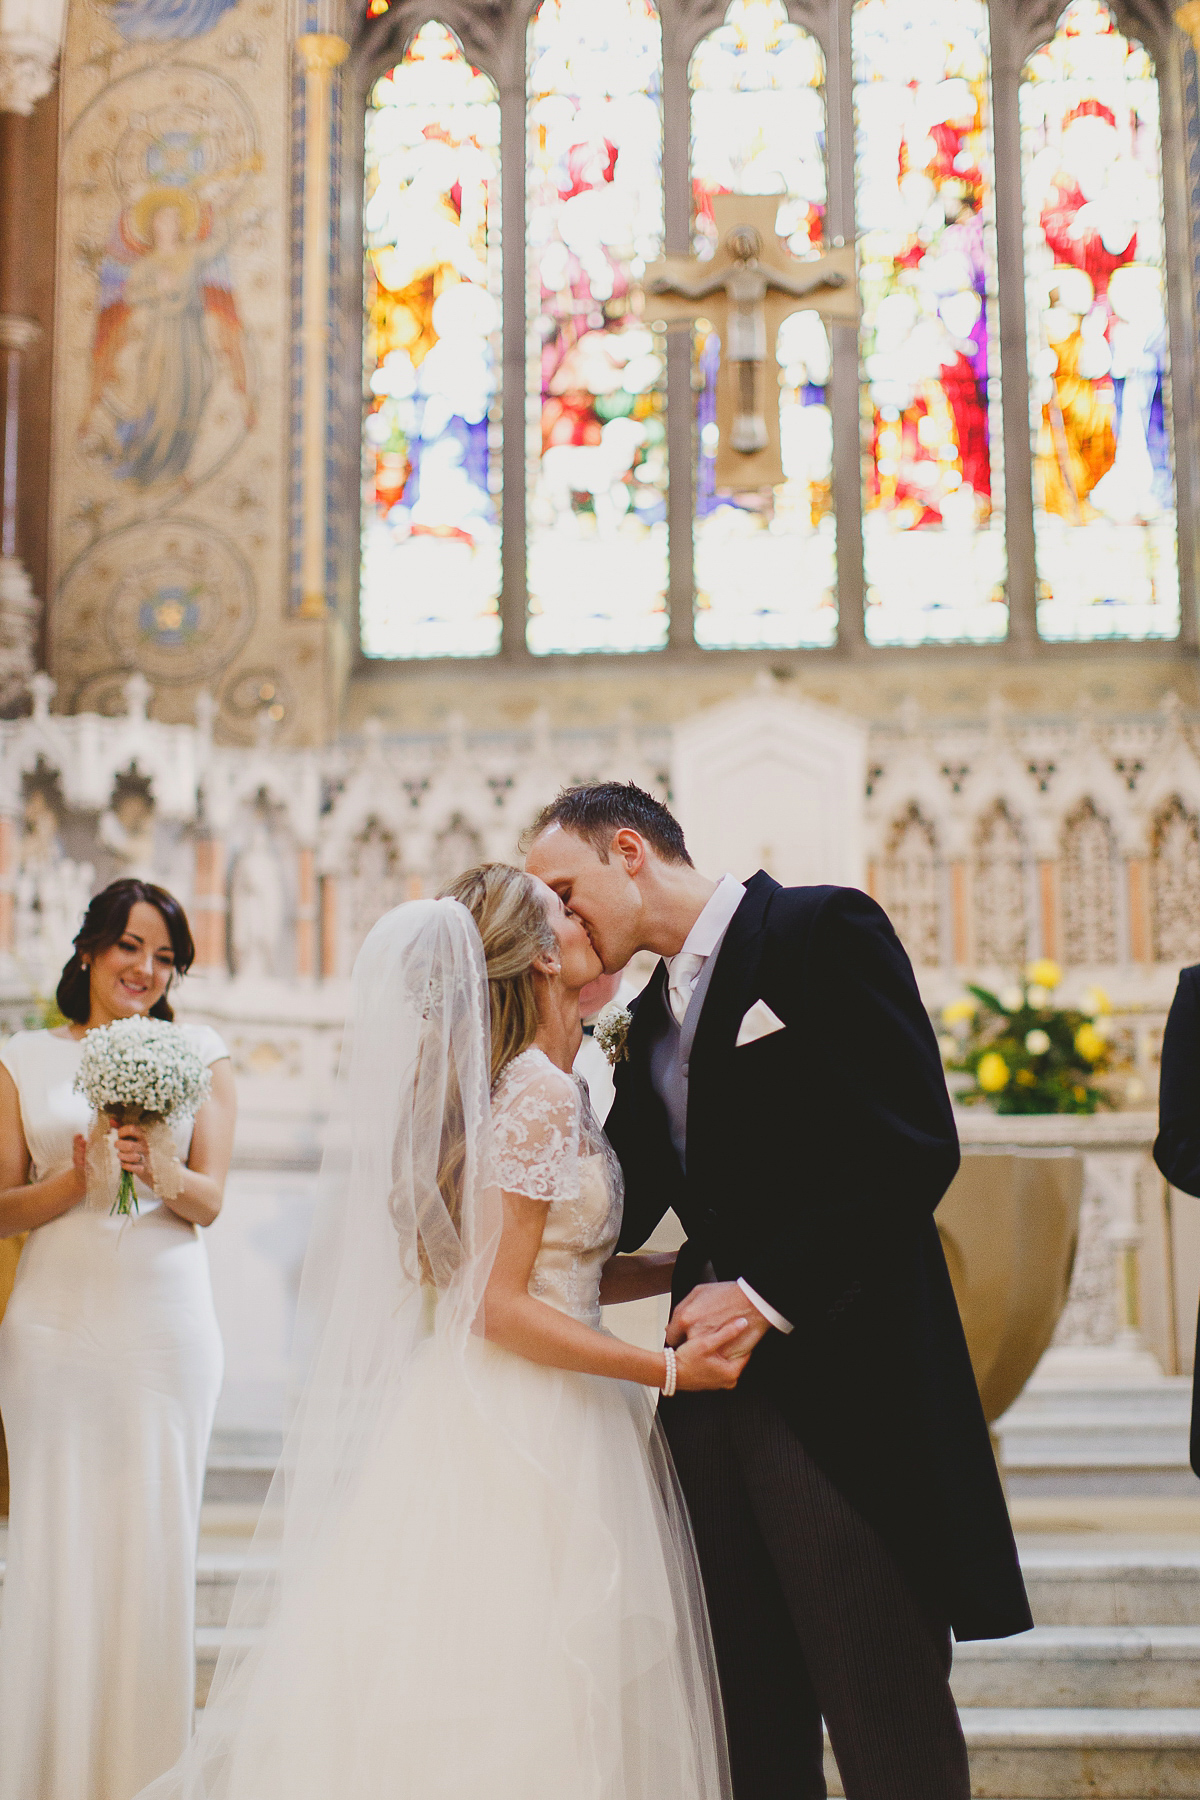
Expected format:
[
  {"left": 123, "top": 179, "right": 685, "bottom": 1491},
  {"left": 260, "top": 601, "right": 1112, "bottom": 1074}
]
[{"left": 661, "top": 1386, "right": 971, "bottom": 1800}]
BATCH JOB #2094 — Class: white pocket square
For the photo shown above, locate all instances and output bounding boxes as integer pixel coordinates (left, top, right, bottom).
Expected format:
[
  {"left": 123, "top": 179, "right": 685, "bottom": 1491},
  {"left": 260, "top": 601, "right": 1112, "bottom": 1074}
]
[{"left": 736, "top": 999, "right": 786, "bottom": 1047}]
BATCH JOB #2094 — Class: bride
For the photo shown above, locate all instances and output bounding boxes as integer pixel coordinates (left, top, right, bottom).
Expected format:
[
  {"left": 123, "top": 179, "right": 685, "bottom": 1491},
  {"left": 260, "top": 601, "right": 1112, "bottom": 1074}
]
[{"left": 140, "top": 863, "right": 743, "bottom": 1800}]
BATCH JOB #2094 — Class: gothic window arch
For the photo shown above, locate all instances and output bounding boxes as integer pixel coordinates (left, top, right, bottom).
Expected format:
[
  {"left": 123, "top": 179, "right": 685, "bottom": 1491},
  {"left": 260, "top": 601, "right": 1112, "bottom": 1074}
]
[
  {"left": 972, "top": 798, "right": 1028, "bottom": 969},
  {"left": 1060, "top": 795, "right": 1120, "bottom": 963},
  {"left": 1150, "top": 793, "right": 1200, "bottom": 960},
  {"left": 352, "top": 0, "right": 1197, "bottom": 663},
  {"left": 880, "top": 801, "right": 942, "bottom": 965}
]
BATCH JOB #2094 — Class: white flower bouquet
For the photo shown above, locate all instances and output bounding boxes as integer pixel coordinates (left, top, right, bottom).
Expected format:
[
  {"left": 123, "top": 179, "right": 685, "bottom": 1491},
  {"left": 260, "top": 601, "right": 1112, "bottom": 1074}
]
[{"left": 74, "top": 1017, "right": 212, "bottom": 1215}]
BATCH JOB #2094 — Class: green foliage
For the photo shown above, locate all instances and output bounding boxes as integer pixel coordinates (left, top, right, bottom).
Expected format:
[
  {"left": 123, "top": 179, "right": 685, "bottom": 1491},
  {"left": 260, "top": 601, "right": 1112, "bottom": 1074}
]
[{"left": 23, "top": 995, "right": 66, "bottom": 1033}]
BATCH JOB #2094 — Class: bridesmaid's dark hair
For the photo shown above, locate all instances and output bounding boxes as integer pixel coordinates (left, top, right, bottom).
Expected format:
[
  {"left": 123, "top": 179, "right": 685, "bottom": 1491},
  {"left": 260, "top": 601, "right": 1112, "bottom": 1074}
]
[{"left": 56, "top": 879, "right": 196, "bottom": 1025}]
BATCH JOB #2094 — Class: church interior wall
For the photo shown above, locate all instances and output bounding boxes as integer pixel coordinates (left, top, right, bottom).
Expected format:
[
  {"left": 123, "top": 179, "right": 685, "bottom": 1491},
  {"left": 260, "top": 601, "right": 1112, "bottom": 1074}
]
[
  {"left": 344, "top": 644, "right": 1200, "bottom": 735},
  {"left": 0, "top": 0, "right": 1196, "bottom": 1429}
]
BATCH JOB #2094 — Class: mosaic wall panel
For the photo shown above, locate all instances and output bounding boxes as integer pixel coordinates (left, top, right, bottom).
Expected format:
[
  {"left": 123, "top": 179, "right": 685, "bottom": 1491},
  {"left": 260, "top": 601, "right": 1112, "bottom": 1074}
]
[{"left": 47, "top": 0, "right": 321, "bottom": 743}]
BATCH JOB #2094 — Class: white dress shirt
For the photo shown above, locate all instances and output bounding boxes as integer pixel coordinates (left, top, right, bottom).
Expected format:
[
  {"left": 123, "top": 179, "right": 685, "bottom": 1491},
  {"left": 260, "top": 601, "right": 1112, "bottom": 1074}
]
[{"left": 664, "top": 876, "right": 794, "bottom": 1336}]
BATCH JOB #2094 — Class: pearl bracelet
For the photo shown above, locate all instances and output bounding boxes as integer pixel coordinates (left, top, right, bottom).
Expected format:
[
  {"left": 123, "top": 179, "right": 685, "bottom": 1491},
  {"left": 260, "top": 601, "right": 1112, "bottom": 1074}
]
[{"left": 661, "top": 1345, "right": 677, "bottom": 1398}]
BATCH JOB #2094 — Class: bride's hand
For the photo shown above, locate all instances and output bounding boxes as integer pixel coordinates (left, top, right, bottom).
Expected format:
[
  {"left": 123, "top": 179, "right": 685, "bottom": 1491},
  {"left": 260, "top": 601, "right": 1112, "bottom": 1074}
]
[{"left": 673, "top": 1320, "right": 749, "bottom": 1392}]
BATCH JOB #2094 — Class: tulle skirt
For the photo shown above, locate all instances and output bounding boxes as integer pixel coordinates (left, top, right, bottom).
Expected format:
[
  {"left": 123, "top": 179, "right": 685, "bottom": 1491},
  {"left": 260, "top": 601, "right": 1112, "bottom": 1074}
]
[{"left": 145, "top": 1334, "right": 730, "bottom": 1800}]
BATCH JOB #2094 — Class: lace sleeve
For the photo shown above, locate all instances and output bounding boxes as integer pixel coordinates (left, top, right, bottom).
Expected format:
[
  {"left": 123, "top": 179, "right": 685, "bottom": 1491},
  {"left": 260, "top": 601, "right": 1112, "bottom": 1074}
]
[{"left": 492, "top": 1053, "right": 581, "bottom": 1204}]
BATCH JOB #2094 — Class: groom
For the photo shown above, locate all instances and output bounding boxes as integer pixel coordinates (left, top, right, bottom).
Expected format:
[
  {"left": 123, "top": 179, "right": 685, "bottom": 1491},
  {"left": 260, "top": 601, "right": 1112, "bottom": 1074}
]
[{"left": 526, "top": 783, "right": 1032, "bottom": 1800}]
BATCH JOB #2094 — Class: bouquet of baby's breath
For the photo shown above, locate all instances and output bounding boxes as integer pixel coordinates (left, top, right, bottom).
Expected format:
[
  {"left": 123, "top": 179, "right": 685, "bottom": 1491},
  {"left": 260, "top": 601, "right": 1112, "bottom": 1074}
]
[{"left": 74, "top": 1017, "right": 211, "bottom": 1215}]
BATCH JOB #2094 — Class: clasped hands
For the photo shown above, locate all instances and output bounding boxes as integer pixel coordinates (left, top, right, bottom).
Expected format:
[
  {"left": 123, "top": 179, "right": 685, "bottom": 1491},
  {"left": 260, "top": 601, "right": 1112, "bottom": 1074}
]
[
  {"left": 70, "top": 1122, "right": 153, "bottom": 1181},
  {"left": 666, "top": 1280, "right": 771, "bottom": 1384}
]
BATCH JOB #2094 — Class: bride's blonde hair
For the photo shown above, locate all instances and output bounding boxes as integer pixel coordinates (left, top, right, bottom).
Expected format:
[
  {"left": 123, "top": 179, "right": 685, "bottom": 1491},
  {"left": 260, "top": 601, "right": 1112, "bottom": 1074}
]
[
  {"left": 424, "top": 867, "right": 556, "bottom": 1265},
  {"left": 438, "top": 863, "right": 558, "bottom": 1087}
]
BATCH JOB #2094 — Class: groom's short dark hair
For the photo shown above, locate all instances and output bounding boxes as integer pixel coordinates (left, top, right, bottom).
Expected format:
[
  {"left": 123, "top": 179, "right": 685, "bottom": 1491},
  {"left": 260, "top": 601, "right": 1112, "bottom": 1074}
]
[{"left": 525, "top": 782, "right": 693, "bottom": 866}]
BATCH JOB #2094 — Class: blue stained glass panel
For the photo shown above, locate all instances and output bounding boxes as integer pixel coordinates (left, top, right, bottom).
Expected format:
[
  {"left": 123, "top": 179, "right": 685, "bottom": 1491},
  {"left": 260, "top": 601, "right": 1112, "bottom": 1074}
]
[
  {"left": 1022, "top": 0, "right": 1179, "bottom": 641},
  {"left": 690, "top": 0, "right": 835, "bottom": 650},
  {"left": 526, "top": 0, "right": 667, "bottom": 655},
  {"left": 360, "top": 23, "right": 502, "bottom": 660},
  {"left": 854, "top": 0, "right": 1008, "bottom": 645}
]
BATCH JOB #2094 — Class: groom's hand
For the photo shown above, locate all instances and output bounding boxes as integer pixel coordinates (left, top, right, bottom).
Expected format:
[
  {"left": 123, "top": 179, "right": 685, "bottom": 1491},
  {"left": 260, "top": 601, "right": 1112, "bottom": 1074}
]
[{"left": 666, "top": 1282, "right": 771, "bottom": 1360}]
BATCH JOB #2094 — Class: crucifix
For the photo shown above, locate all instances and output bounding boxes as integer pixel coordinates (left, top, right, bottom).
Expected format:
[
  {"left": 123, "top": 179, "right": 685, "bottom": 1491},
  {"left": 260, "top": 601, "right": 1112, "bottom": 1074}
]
[{"left": 641, "top": 194, "right": 858, "bottom": 490}]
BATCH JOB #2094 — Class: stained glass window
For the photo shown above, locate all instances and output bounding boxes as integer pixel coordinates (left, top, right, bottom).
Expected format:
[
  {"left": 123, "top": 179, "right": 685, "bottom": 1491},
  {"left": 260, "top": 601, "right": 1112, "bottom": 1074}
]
[
  {"left": 360, "top": 23, "right": 502, "bottom": 659},
  {"left": 689, "top": 0, "right": 834, "bottom": 650},
  {"left": 526, "top": 0, "right": 667, "bottom": 654},
  {"left": 1022, "top": 0, "right": 1178, "bottom": 641},
  {"left": 853, "top": 0, "right": 1006, "bottom": 645}
]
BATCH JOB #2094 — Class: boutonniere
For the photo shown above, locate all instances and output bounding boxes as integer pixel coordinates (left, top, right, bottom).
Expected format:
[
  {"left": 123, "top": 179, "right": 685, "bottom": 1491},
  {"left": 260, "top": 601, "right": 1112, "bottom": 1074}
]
[{"left": 593, "top": 1003, "right": 632, "bottom": 1067}]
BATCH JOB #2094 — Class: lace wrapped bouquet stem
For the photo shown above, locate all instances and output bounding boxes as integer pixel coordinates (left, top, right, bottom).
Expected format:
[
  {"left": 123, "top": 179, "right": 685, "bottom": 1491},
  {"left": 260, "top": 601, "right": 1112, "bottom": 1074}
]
[{"left": 74, "top": 1018, "right": 212, "bottom": 1216}]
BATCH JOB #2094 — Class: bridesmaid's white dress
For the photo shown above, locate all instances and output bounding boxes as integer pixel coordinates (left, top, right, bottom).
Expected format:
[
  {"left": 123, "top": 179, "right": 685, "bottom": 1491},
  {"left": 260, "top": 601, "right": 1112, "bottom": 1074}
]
[{"left": 0, "top": 1024, "right": 228, "bottom": 1800}]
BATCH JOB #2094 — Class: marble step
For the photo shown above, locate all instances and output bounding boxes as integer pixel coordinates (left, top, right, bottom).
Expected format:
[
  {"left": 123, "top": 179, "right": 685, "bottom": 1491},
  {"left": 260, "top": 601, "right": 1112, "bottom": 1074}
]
[
  {"left": 195, "top": 1626, "right": 260, "bottom": 1707},
  {"left": 184, "top": 1542, "right": 1200, "bottom": 1635},
  {"left": 195, "top": 1549, "right": 274, "bottom": 1629},
  {"left": 1020, "top": 1545, "right": 1200, "bottom": 1626},
  {"left": 202, "top": 1429, "right": 280, "bottom": 1505},
  {"left": 997, "top": 1383, "right": 1195, "bottom": 1498},
  {"left": 825, "top": 1710, "right": 1200, "bottom": 1799},
  {"left": 950, "top": 1626, "right": 1200, "bottom": 1709},
  {"left": 196, "top": 1622, "right": 1200, "bottom": 1715}
]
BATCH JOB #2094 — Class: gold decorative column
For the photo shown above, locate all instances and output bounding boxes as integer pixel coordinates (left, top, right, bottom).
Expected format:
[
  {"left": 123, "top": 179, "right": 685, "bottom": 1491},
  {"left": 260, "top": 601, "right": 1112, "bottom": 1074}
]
[
  {"left": 1126, "top": 856, "right": 1151, "bottom": 962},
  {"left": 949, "top": 861, "right": 971, "bottom": 967},
  {"left": 0, "top": 23, "right": 56, "bottom": 706},
  {"left": 319, "top": 872, "right": 338, "bottom": 978},
  {"left": 296, "top": 32, "right": 349, "bottom": 619},
  {"left": 1176, "top": 5, "right": 1200, "bottom": 51},
  {"left": 1036, "top": 860, "right": 1060, "bottom": 963},
  {"left": 192, "top": 836, "right": 228, "bottom": 972},
  {"left": 0, "top": 809, "right": 15, "bottom": 957},
  {"left": 295, "top": 844, "right": 316, "bottom": 978}
]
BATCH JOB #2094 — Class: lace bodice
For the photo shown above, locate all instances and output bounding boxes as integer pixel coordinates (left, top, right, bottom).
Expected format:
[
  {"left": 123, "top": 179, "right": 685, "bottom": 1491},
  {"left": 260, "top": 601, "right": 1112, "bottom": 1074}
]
[{"left": 492, "top": 1047, "right": 624, "bottom": 1327}]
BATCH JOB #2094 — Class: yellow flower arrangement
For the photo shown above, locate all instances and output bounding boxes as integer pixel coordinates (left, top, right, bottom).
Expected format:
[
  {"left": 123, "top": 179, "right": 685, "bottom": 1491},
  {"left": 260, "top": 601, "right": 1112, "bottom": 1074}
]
[{"left": 939, "top": 971, "right": 1116, "bottom": 1115}]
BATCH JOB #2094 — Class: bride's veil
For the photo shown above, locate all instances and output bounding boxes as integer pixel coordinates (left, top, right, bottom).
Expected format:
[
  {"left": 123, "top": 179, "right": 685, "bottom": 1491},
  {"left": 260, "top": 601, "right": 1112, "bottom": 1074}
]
[{"left": 145, "top": 897, "right": 501, "bottom": 1798}]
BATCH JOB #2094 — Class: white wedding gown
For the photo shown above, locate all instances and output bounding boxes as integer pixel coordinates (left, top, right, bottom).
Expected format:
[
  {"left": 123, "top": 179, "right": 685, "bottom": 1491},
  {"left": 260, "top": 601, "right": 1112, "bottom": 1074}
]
[
  {"left": 0, "top": 1024, "right": 228, "bottom": 1800},
  {"left": 152, "top": 1045, "right": 729, "bottom": 1800}
]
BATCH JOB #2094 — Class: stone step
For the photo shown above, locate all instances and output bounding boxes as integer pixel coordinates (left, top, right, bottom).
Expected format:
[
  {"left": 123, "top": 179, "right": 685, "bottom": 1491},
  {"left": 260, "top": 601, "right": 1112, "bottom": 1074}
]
[
  {"left": 195, "top": 1626, "right": 260, "bottom": 1708},
  {"left": 195, "top": 1549, "right": 274, "bottom": 1628},
  {"left": 997, "top": 1382, "right": 1195, "bottom": 1498},
  {"left": 202, "top": 1455, "right": 276, "bottom": 1505},
  {"left": 202, "top": 1430, "right": 280, "bottom": 1506},
  {"left": 951, "top": 1626, "right": 1200, "bottom": 1709},
  {"left": 825, "top": 1710, "right": 1200, "bottom": 1799},
  {"left": 199, "top": 1620, "right": 1200, "bottom": 1717},
  {"left": 1020, "top": 1546, "right": 1200, "bottom": 1626},
  {"left": 58, "top": 1541, "right": 1200, "bottom": 1642}
]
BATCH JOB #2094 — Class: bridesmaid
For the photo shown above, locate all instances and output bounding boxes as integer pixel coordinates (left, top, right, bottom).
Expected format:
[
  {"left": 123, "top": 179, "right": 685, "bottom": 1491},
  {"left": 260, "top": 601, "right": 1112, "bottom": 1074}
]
[{"left": 0, "top": 878, "right": 236, "bottom": 1800}]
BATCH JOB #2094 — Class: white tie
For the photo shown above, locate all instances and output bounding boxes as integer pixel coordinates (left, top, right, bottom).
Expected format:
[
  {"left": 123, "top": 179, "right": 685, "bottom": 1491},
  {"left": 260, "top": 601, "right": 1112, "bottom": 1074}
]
[{"left": 667, "top": 952, "right": 706, "bottom": 1027}]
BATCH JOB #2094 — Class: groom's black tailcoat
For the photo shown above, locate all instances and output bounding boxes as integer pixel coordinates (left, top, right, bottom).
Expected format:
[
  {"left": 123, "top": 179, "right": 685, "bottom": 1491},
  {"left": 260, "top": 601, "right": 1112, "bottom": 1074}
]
[{"left": 606, "top": 873, "right": 1031, "bottom": 1644}]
